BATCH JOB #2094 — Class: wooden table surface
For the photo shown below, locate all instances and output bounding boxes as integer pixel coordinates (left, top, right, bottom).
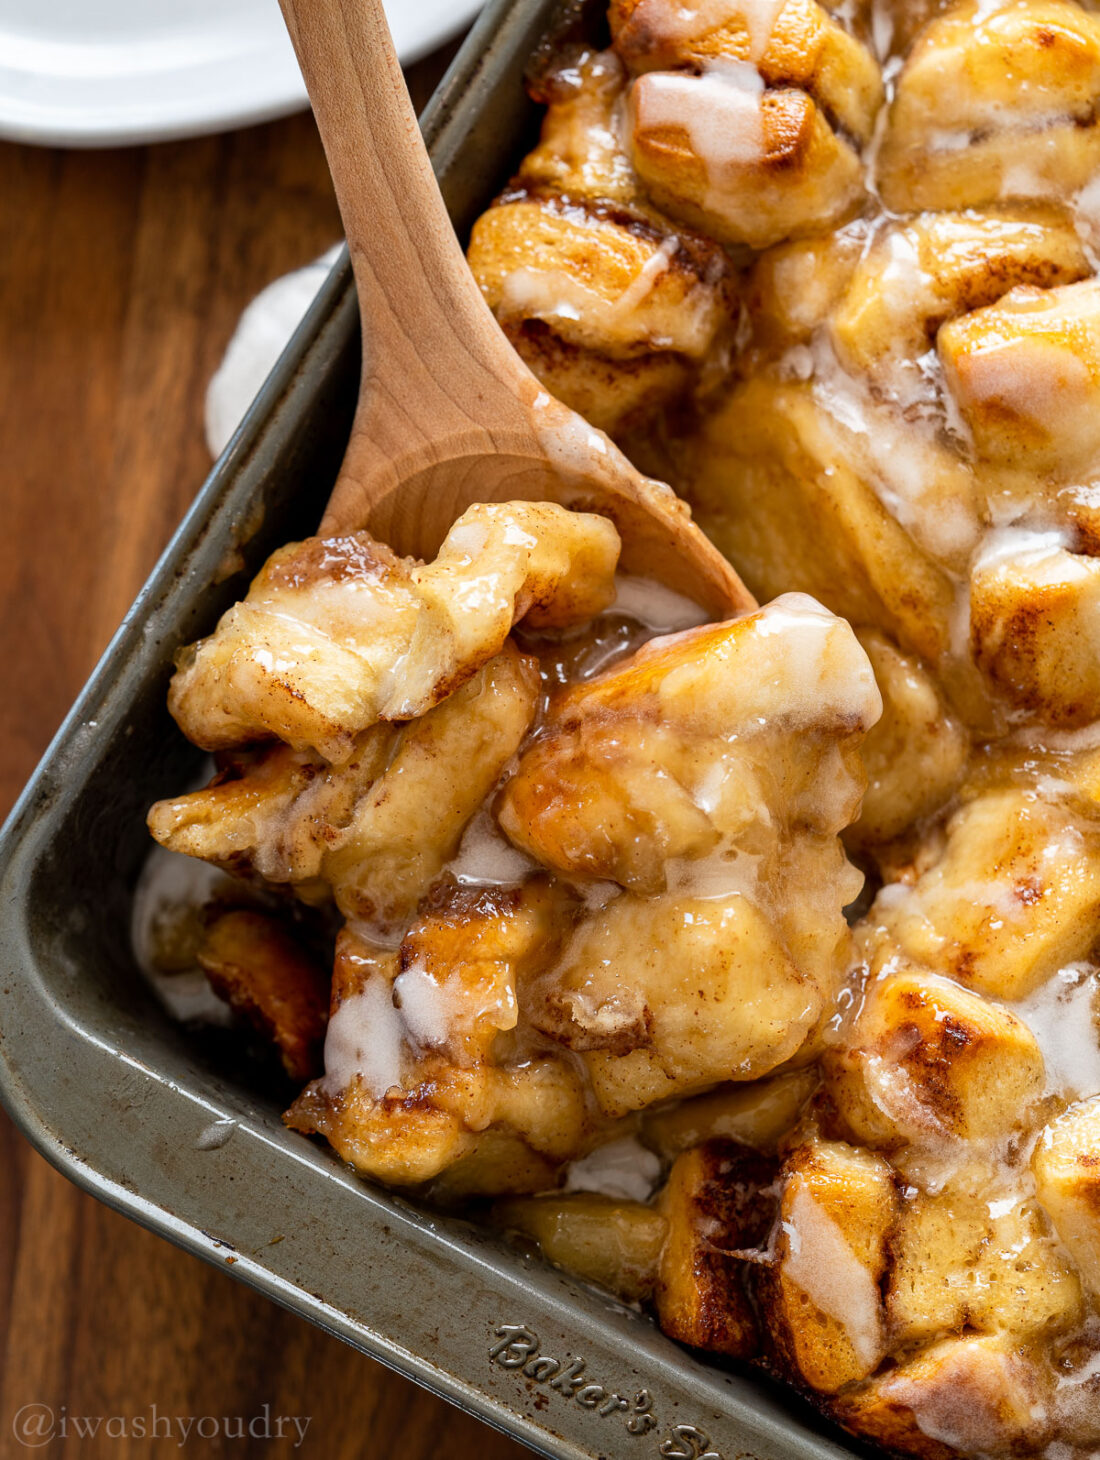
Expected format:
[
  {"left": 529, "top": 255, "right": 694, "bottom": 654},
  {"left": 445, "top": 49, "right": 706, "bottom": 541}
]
[{"left": 0, "top": 47, "right": 528, "bottom": 1460}]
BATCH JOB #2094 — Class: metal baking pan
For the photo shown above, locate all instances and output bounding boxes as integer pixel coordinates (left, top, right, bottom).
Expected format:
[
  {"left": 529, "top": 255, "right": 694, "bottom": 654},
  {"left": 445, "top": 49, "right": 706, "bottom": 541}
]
[{"left": 0, "top": 3, "right": 863, "bottom": 1457}]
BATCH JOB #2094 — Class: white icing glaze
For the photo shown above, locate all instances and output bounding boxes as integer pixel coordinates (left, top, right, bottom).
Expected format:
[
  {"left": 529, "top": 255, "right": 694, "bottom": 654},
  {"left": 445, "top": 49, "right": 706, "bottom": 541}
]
[
  {"left": 195, "top": 1119, "right": 236, "bottom": 1151},
  {"left": 739, "top": 0, "right": 787, "bottom": 59},
  {"left": 498, "top": 235, "right": 718, "bottom": 360},
  {"left": 630, "top": 62, "right": 767, "bottom": 187},
  {"left": 564, "top": 1136, "right": 663, "bottom": 1202},
  {"left": 130, "top": 842, "right": 237, "bottom": 1026},
  {"left": 870, "top": 0, "right": 894, "bottom": 62},
  {"left": 734, "top": 592, "right": 884, "bottom": 728},
  {"left": 322, "top": 980, "right": 405, "bottom": 1100},
  {"left": 798, "top": 334, "right": 982, "bottom": 564},
  {"left": 620, "top": 0, "right": 786, "bottom": 55},
  {"left": 782, "top": 1185, "right": 885, "bottom": 1368},
  {"left": 880, "top": 1342, "right": 1046, "bottom": 1456},
  {"left": 1010, "top": 964, "right": 1100, "bottom": 1102},
  {"left": 972, "top": 525, "right": 1074, "bottom": 577},
  {"left": 392, "top": 961, "right": 456, "bottom": 1049},
  {"left": 666, "top": 853, "right": 764, "bottom": 900},
  {"left": 446, "top": 808, "right": 537, "bottom": 886},
  {"left": 611, "top": 574, "right": 710, "bottom": 632},
  {"left": 530, "top": 390, "right": 613, "bottom": 481},
  {"left": 1073, "top": 173, "right": 1100, "bottom": 268}
]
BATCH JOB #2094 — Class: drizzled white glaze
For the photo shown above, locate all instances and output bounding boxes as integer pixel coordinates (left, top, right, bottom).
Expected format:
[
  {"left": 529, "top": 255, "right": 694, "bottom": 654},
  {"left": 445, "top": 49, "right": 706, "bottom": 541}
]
[
  {"left": 1011, "top": 964, "right": 1100, "bottom": 1102},
  {"left": 322, "top": 980, "right": 405, "bottom": 1099},
  {"left": 630, "top": 61, "right": 767, "bottom": 185},
  {"left": 791, "top": 333, "right": 982, "bottom": 564},
  {"left": 611, "top": 575, "right": 710, "bottom": 631},
  {"left": 620, "top": 0, "right": 785, "bottom": 55},
  {"left": 446, "top": 808, "right": 537, "bottom": 887},
  {"left": 501, "top": 244, "right": 669, "bottom": 327},
  {"left": 131, "top": 842, "right": 238, "bottom": 1025},
  {"left": 783, "top": 1185, "right": 885, "bottom": 1368},
  {"left": 393, "top": 962, "right": 456, "bottom": 1049},
  {"left": 564, "top": 1136, "right": 663, "bottom": 1202},
  {"left": 973, "top": 525, "right": 1074, "bottom": 577},
  {"left": 729, "top": 592, "right": 884, "bottom": 728}
]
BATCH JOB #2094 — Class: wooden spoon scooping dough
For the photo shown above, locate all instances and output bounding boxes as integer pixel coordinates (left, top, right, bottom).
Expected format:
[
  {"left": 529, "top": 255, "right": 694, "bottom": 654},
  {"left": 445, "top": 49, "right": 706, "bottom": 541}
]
[{"left": 276, "top": 0, "right": 753, "bottom": 619}]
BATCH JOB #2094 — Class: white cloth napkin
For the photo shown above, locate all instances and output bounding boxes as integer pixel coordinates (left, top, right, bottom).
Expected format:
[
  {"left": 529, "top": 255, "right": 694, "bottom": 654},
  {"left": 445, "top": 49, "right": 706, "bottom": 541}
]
[{"left": 204, "top": 245, "right": 342, "bottom": 458}]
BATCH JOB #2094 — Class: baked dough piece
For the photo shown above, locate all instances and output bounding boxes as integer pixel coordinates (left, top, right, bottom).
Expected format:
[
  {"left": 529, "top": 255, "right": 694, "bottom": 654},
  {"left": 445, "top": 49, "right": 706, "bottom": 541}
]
[
  {"left": 501, "top": 598, "right": 881, "bottom": 889},
  {"left": 886, "top": 1184, "right": 1084, "bottom": 1350},
  {"left": 877, "top": 0, "right": 1100, "bottom": 212},
  {"left": 686, "top": 377, "right": 968, "bottom": 672},
  {"left": 286, "top": 881, "right": 590, "bottom": 1192},
  {"left": 507, "top": 597, "right": 879, "bottom": 1114},
  {"left": 867, "top": 780, "right": 1100, "bottom": 1000},
  {"left": 168, "top": 502, "right": 619, "bottom": 763},
  {"left": 940, "top": 278, "right": 1100, "bottom": 475},
  {"left": 655, "top": 1139, "right": 776, "bottom": 1356},
  {"left": 848, "top": 631, "right": 969, "bottom": 847},
  {"left": 150, "top": 644, "right": 539, "bottom": 925},
  {"left": 968, "top": 530, "right": 1100, "bottom": 727},
  {"left": 467, "top": 49, "right": 739, "bottom": 434},
  {"left": 832, "top": 206, "right": 1090, "bottom": 389},
  {"left": 758, "top": 1138, "right": 897, "bottom": 1393},
  {"left": 627, "top": 72, "right": 865, "bottom": 251},
  {"left": 609, "top": 0, "right": 883, "bottom": 142},
  {"left": 824, "top": 969, "right": 1046, "bottom": 1149},
  {"left": 1032, "top": 1096, "right": 1100, "bottom": 1297},
  {"left": 613, "top": 0, "right": 881, "bottom": 249},
  {"left": 493, "top": 1192, "right": 668, "bottom": 1302},
  {"left": 196, "top": 910, "right": 329, "bottom": 1084},
  {"left": 833, "top": 1337, "right": 1055, "bottom": 1460}
]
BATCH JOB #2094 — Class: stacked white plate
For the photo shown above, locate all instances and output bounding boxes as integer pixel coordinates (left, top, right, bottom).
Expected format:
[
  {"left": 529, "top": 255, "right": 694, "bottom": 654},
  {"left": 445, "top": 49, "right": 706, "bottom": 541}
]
[{"left": 0, "top": 0, "right": 482, "bottom": 146}]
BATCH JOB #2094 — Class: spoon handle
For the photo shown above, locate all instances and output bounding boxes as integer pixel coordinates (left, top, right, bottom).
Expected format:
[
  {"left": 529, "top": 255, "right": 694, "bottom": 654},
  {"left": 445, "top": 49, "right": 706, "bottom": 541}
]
[{"left": 278, "top": 0, "right": 535, "bottom": 528}]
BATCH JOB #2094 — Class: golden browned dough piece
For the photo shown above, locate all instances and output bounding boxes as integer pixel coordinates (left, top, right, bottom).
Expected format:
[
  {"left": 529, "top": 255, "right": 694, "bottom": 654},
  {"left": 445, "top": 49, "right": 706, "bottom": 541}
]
[
  {"left": 167, "top": 501, "right": 619, "bottom": 763},
  {"left": 150, "top": 644, "right": 539, "bottom": 925},
  {"left": 846, "top": 630, "right": 968, "bottom": 848},
  {"left": 940, "top": 278, "right": 1100, "bottom": 472},
  {"left": 831, "top": 206, "right": 1090, "bottom": 387},
  {"left": 196, "top": 910, "right": 329, "bottom": 1083},
  {"left": 287, "top": 881, "right": 593, "bottom": 1192},
  {"left": 467, "top": 49, "right": 740, "bottom": 434},
  {"left": 609, "top": 0, "right": 883, "bottom": 141},
  {"left": 832, "top": 1337, "right": 1055, "bottom": 1460},
  {"left": 1032, "top": 1096, "right": 1100, "bottom": 1298},
  {"left": 613, "top": 0, "right": 881, "bottom": 248},
  {"left": 493, "top": 1191, "right": 668, "bottom": 1302},
  {"left": 505, "top": 595, "right": 880, "bottom": 1116},
  {"left": 757, "top": 1138, "right": 898, "bottom": 1392},
  {"left": 686, "top": 375, "right": 967, "bottom": 676},
  {"left": 823, "top": 969, "right": 1046, "bottom": 1149},
  {"left": 655, "top": 1139, "right": 776, "bottom": 1357},
  {"left": 877, "top": 0, "right": 1100, "bottom": 213},
  {"left": 968, "top": 527, "right": 1100, "bottom": 727},
  {"left": 757, "top": 1123, "right": 1082, "bottom": 1448},
  {"left": 864, "top": 767, "right": 1100, "bottom": 1000},
  {"left": 628, "top": 77, "right": 864, "bottom": 251},
  {"left": 641, "top": 1068, "right": 818, "bottom": 1158}
]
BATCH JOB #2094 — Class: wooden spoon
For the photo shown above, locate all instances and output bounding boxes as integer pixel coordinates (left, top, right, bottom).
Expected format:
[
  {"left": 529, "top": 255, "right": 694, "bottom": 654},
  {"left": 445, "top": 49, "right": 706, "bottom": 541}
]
[{"left": 277, "top": 0, "right": 754, "bottom": 618}]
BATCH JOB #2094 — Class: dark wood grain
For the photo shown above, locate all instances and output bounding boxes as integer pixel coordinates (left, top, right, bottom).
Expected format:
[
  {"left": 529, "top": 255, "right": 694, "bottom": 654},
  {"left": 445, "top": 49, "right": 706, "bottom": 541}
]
[{"left": 0, "top": 46, "right": 527, "bottom": 1460}]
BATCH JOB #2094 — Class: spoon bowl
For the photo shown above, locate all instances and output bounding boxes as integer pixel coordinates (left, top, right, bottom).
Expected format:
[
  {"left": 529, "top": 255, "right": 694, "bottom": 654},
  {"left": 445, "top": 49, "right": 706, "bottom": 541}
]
[{"left": 278, "top": 0, "right": 755, "bottom": 618}]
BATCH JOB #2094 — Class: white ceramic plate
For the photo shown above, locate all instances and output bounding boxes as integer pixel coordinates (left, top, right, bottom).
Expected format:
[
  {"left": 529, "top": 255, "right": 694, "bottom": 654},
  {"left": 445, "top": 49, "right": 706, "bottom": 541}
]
[{"left": 0, "top": 0, "right": 483, "bottom": 147}]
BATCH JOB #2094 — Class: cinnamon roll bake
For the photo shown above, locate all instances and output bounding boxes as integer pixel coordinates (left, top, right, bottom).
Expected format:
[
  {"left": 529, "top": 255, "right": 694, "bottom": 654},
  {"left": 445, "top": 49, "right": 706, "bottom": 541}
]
[{"left": 142, "top": 4, "right": 1100, "bottom": 1455}]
